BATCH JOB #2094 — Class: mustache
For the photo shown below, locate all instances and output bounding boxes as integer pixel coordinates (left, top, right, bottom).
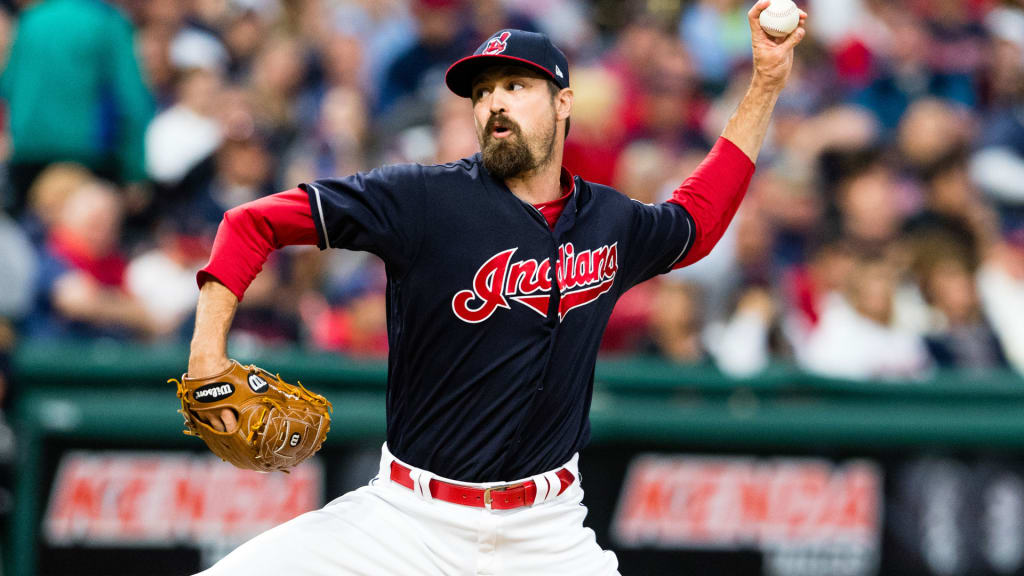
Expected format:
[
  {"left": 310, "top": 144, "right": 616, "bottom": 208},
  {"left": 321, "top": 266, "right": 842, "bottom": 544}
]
[{"left": 484, "top": 114, "right": 522, "bottom": 137}]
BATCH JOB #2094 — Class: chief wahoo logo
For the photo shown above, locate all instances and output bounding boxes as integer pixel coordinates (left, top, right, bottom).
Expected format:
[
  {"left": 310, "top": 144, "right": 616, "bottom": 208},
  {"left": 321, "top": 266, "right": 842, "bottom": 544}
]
[{"left": 482, "top": 31, "right": 511, "bottom": 55}]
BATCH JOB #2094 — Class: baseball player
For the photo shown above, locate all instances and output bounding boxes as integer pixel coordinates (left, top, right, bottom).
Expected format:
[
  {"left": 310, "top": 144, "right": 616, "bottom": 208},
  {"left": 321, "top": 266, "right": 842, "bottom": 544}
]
[{"left": 186, "top": 3, "right": 806, "bottom": 574}]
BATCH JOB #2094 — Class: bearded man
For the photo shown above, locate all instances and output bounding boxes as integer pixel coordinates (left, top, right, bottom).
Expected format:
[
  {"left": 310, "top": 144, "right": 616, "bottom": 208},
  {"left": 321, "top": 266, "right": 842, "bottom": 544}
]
[{"left": 187, "top": 4, "right": 807, "bottom": 574}]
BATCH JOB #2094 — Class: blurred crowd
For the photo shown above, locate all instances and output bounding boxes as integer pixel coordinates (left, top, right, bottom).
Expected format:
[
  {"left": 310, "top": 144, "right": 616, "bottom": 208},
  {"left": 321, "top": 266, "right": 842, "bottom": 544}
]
[{"left": 0, "top": 0, "right": 1023, "bottom": 391}]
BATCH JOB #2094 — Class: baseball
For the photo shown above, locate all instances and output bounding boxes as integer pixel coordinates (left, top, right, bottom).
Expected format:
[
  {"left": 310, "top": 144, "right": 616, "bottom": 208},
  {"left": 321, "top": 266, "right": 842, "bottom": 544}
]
[{"left": 758, "top": 0, "right": 800, "bottom": 38}]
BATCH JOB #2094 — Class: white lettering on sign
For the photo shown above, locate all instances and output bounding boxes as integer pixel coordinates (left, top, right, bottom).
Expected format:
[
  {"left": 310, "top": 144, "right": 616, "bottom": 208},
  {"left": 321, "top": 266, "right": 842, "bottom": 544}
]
[
  {"left": 43, "top": 451, "right": 323, "bottom": 546},
  {"left": 611, "top": 455, "right": 882, "bottom": 576}
]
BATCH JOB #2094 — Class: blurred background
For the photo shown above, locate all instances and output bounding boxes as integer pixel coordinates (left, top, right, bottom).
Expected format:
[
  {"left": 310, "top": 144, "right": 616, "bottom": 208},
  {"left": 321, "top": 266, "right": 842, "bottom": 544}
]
[{"left": 0, "top": 0, "right": 1023, "bottom": 574}]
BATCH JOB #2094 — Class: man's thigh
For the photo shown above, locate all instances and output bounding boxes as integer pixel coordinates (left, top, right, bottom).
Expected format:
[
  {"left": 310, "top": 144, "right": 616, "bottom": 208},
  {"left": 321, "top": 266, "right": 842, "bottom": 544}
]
[{"left": 196, "top": 482, "right": 468, "bottom": 576}]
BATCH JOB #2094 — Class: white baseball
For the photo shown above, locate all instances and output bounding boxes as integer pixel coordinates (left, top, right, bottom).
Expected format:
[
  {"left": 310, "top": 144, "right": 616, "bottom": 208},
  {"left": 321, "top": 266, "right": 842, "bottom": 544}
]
[{"left": 758, "top": 0, "right": 800, "bottom": 38}]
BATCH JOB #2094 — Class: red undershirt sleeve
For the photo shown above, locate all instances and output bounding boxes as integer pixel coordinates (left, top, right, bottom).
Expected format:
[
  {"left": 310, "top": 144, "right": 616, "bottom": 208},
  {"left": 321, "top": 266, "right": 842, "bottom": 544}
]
[
  {"left": 197, "top": 188, "right": 318, "bottom": 301},
  {"left": 668, "top": 136, "right": 756, "bottom": 269}
]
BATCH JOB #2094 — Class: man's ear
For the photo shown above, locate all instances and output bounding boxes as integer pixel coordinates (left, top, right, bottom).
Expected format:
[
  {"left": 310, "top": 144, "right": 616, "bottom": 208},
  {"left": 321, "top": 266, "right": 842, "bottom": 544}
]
[{"left": 556, "top": 88, "right": 573, "bottom": 122}]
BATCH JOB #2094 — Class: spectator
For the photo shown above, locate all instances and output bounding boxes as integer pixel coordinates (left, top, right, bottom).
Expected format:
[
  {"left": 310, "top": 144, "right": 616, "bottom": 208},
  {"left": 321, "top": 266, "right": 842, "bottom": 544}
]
[
  {"left": 896, "top": 98, "right": 972, "bottom": 174},
  {"left": 26, "top": 179, "right": 169, "bottom": 340},
  {"left": 904, "top": 146, "right": 999, "bottom": 265},
  {"left": 639, "top": 280, "right": 708, "bottom": 365},
  {"left": 300, "top": 259, "right": 389, "bottom": 358},
  {"left": 602, "top": 18, "right": 669, "bottom": 137},
  {"left": 978, "top": 226, "right": 1024, "bottom": 375},
  {"left": 22, "top": 162, "right": 94, "bottom": 244},
  {"left": 284, "top": 86, "right": 371, "bottom": 185},
  {"left": 800, "top": 255, "right": 931, "bottom": 380},
  {"left": 980, "top": 5, "right": 1024, "bottom": 109},
  {"left": 248, "top": 35, "right": 307, "bottom": 152},
  {"left": 917, "top": 249, "right": 1006, "bottom": 370},
  {"left": 174, "top": 122, "right": 275, "bottom": 239},
  {"left": 970, "top": 107, "right": 1024, "bottom": 208},
  {"left": 124, "top": 219, "right": 210, "bottom": 341},
  {"left": 319, "top": 33, "right": 367, "bottom": 94},
  {"left": 562, "top": 66, "right": 627, "bottom": 185},
  {"left": 330, "top": 0, "right": 416, "bottom": 103},
  {"left": 221, "top": 4, "right": 272, "bottom": 82},
  {"left": 853, "top": 11, "right": 975, "bottom": 131},
  {"left": 632, "top": 39, "right": 708, "bottom": 153},
  {"left": 136, "top": 23, "right": 177, "bottom": 108},
  {"left": 921, "top": 0, "right": 987, "bottom": 80},
  {"left": 0, "top": 0, "right": 154, "bottom": 214},
  {"left": 828, "top": 148, "right": 906, "bottom": 254},
  {"left": 377, "top": 0, "right": 471, "bottom": 115},
  {"left": 433, "top": 90, "right": 480, "bottom": 164},
  {"left": 750, "top": 158, "right": 821, "bottom": 267},
  {"left": 969, "top": 7, "right": 1024, "bottom": 209},
  {"left": 146, "top": 68, "right": 224, "bottom": 187},
  {"left": 710, "top": 285, "right": 785, "bottom": 377}
]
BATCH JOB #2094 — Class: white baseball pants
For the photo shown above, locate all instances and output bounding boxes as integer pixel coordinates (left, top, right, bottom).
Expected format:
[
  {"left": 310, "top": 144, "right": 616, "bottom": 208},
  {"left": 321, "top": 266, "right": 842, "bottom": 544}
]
[{"left": 197, "top": 443, "right": 620, "bottom": 576}]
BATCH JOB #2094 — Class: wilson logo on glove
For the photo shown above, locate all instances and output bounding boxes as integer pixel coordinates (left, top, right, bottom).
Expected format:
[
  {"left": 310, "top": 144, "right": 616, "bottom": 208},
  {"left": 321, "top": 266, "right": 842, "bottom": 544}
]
[
  {"left": 194, "top": 383, "right": 235, "bottom": 402},
  {"left": 248, "top": 373, "right": 269, "bottom": 393}
]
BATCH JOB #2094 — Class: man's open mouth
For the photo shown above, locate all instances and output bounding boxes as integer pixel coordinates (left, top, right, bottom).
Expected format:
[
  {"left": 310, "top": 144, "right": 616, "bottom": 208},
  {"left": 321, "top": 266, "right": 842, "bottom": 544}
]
[{"left": 489, "top": 118, "right": 515, "bottom": 139}]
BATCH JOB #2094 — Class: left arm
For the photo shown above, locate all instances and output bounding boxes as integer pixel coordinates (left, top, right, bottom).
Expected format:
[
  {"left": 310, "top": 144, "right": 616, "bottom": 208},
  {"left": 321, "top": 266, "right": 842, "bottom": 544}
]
[
  {"left": 669, "top": 0, "right": 807, "bottom": 267},
  {"left": 721, "top": 0, "right": 807, "bottom": 164}
]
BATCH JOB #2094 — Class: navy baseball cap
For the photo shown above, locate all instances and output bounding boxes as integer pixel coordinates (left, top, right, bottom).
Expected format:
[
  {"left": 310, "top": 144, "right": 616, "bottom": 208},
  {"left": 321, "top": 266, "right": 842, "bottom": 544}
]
[{"left": 445, "top": 29, "right": 570, "bottom": 98}]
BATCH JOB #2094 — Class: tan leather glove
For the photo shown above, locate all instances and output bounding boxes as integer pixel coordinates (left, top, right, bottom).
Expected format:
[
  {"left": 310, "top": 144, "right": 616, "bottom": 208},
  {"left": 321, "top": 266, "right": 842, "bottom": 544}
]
[{"left": 171, "top": 360, "right": 331, "bottom": 472}]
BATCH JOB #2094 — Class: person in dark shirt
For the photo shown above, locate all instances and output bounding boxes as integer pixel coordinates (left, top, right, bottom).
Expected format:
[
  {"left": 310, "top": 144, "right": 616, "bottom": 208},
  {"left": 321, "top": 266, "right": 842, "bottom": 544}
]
[{"left": 186, "top": 5, "right": 808, "bottom": 575}]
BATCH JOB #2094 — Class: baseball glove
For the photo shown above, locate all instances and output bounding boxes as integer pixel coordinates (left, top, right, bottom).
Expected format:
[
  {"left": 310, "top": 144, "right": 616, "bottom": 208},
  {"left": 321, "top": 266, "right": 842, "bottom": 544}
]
[{"left": 171, "top": 360, "right": 332, "bottom": 473}]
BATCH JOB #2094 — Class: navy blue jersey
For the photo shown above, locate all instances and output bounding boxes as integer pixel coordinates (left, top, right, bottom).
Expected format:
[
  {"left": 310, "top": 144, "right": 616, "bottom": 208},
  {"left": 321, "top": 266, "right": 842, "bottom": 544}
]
[{"left": 302, "top": 154, "right": 695, "bottom": 482}]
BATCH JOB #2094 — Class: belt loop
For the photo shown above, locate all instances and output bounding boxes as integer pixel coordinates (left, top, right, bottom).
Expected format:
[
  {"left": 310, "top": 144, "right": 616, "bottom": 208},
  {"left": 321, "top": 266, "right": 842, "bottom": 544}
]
[
  {"left": 529, "top": 474, "right": 550, "bottom": 504},
  {"left": 542, "top": 470, "right": 562, "bottom": 499},
  {"left": 410, "top": 468, "right": 433, "bottom": 501}
]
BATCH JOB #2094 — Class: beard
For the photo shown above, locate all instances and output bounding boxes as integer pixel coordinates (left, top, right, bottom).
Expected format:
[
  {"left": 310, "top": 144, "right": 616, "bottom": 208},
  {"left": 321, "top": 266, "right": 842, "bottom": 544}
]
[{"left": 479, "top": 113, "right": 556, "bottom": 180}]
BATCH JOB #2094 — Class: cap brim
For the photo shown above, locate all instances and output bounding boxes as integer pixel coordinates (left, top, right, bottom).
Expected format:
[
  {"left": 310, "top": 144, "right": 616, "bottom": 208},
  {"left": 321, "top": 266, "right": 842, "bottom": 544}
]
[{"left": 444, "top": 54, "right": 556, "bottom": 98}]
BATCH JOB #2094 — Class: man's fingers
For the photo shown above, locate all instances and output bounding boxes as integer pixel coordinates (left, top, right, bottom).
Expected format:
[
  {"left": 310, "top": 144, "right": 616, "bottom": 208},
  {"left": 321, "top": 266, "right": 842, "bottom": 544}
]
[
  {"left": 781, "top": 24, "right": 807, "bottom": 50},
  {"left": 221, "top": 409, "right": 238, "bottom": 433},
  {"left": 202, "top": 412, "right": 226, "bottom": 432},
  {"left": 197, "top": 409, "right": 237, "bottom": 432},
  {"left": 747, "top": 0, "right": 771, "bottom": 26}
]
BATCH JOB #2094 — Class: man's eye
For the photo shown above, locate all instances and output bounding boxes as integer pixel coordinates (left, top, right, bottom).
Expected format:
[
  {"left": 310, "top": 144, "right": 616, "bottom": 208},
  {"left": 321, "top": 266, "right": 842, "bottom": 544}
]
[
  {"left": 476, "top": 88, "right": 491, "bottom": 99},
  {"left": 510, "top": 82, "right": 524, "bottom": 91}
]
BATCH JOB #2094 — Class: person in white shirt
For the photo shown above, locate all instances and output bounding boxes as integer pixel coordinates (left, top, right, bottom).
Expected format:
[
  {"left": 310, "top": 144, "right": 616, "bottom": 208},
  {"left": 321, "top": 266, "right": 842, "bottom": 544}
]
[{"left": 800, "top": 254, "right": 931, "bottom": 380}]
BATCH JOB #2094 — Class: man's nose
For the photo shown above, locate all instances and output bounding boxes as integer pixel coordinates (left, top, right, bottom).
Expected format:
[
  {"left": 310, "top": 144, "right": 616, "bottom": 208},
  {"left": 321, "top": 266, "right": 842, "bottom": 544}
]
[{"left": 488, "top": 89, "right": 509, "bottom": 114}]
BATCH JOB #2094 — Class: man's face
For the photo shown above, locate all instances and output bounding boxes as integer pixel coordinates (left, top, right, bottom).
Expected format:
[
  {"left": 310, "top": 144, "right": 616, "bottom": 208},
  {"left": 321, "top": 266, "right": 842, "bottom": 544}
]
[{"left": 471, "top": 66, "right": 559, "bottom": 180}]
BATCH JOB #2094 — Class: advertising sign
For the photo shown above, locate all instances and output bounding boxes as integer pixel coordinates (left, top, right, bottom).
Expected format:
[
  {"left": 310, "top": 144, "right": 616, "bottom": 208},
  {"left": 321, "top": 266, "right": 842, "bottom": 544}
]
[
  {"left": 611, "top": 455, "right": 883, "bottom": 576},
  {"left": 44, "top": 451, "right": 323, "bottom": 549}
]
